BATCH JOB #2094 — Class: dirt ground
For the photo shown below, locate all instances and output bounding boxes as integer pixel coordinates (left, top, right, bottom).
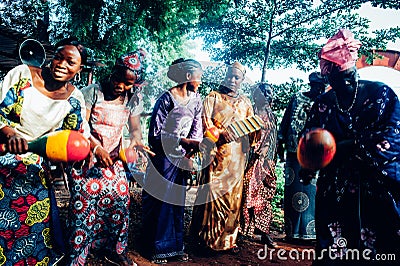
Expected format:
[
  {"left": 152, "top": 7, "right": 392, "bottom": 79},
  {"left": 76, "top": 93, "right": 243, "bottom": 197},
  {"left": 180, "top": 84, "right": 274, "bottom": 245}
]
[
  {"left": 57, "top": 186, "right": 315, "bottom": 266},
  {"left": 123, "top": 239, "right": 313, "bottom": 266},
  {"left": 85, "top": 233, "right": 314, "bottom": 266},
  {"left": 84, "top": 232, "right": 314, "bottom": 266}
]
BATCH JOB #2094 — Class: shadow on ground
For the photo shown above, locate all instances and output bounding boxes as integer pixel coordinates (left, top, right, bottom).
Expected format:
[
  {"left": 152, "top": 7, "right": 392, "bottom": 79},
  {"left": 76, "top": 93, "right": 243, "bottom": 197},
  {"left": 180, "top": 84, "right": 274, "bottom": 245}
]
[{"left": 56, "top": 186, "right": 314, "bottom": 265}]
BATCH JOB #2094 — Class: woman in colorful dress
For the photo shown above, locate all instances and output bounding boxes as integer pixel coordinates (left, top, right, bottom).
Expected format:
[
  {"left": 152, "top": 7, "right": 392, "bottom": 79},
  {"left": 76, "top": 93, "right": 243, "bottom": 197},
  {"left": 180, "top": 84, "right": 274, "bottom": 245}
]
[
  {"left": 0, "top": 38, "right": 89, "bottom": 266},
  {"left": 64, "top": 51, "right": 146, "bottom": 266},
  {"left": 190, "top": 62, "right": 256, "bottom": 254},
  {"left": 300, "top": 29, "right": 400, "bottom": 264},
  {"left": 242, "top": 83, "right": 278, "bottom": 248},
  {"left": 141, "top": 58, "right": 203, "bottom": 264}
]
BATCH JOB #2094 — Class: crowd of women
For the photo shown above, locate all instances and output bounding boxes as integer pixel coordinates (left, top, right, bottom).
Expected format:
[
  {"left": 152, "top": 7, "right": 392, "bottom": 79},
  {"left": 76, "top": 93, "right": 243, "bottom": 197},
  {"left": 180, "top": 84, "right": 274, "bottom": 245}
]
[{"left": 0, "top": 28, "right": 399, "bottom": 266}]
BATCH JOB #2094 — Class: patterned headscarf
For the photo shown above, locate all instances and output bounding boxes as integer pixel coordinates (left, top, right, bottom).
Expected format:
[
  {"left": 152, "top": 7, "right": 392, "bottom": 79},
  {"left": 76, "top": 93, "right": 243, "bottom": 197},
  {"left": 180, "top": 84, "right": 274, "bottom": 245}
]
[
  {"left": 318, "top": 29, "right": 361, "bottom": 75},
  {"left": 115, "top": 49, "right": 146, "bottom": 85},
  {"left": 230, "top": 61, "right": 246, "bottom": 76}
]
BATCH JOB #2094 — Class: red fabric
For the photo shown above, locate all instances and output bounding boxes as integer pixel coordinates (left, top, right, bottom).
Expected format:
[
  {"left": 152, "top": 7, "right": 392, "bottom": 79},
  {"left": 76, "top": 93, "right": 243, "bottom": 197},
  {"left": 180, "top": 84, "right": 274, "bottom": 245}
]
[{"left": 319, "top": 29, "right": 361, "bottom": 75}]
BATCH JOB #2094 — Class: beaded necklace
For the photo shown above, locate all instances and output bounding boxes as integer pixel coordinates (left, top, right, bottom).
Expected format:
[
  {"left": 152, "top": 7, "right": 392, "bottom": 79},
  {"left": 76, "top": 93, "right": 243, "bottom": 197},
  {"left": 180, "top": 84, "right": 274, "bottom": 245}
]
[{"left": 335, "top": 83, "right": 358, "bottom": 113}]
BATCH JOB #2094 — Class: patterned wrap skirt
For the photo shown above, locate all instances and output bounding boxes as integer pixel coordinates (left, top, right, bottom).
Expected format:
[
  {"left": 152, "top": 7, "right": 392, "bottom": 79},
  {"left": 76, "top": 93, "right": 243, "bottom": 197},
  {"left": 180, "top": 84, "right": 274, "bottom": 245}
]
[
  {"left": 0, "top": 153, "right": 61, "bottom": 266},
  {"left": 65, "top": 160, "right": 130, "bottom": 266}
]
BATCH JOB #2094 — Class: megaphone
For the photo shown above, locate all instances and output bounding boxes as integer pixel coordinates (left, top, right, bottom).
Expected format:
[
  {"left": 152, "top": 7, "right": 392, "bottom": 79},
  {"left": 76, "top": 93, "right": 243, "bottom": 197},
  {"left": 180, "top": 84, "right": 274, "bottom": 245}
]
[{"left": 19, "top": 39, "right": 46, "bottom": 67}]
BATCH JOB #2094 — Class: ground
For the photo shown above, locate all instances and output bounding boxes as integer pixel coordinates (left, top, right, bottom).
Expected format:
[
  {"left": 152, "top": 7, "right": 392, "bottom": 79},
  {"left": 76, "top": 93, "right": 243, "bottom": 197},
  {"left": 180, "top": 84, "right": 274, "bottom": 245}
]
[
  {"left": 56, "top": 186, "right": 315, "bottom": 266},
  {"left": 101, "top": 238, "right": 314, "bottom": 266}
]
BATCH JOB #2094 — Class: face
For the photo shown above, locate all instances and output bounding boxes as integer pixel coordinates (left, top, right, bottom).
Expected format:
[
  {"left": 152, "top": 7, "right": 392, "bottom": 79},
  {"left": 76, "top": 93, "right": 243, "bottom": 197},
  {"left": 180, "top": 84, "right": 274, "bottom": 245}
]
[
  {"left": 328, "top": 66, "right": 358, "bottom": 92},
  {"left": 109, "top": 69, "right": 137, "bottom": 96},
  {"left": 309, "top": 83, "right": 325, "bottom": 98},
  {"left": 186, "top": 69, "right": 203, "bottom": 93},
  {"left": 50, "top": 45, "right": 82, "bottom": 82},
  {"left": 253, "top": 86, "right": 272, "bottom": 107},
  {"left": 223, "top": 67, "right": 244, "bottom": 92}
]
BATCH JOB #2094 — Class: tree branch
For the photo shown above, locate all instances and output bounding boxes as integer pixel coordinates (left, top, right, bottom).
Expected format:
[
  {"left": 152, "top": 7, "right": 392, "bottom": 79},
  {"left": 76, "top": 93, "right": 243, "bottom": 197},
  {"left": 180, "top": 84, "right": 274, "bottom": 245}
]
[{"left": 271, "top": 0, "right": 368, "bottom": 39}]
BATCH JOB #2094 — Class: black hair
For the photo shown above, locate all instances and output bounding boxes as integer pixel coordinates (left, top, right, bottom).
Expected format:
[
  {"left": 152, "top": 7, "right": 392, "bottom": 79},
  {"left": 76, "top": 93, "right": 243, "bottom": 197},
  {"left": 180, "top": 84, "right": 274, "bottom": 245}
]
[
  {"left": 167, "top": 58, "right": 202, "bottom": 84},
  {"left": 309, "top": 72, "right": 327, "bottom": 85},
  {"left": 53, "top": 37, "right": 88, "bottom": 65}
]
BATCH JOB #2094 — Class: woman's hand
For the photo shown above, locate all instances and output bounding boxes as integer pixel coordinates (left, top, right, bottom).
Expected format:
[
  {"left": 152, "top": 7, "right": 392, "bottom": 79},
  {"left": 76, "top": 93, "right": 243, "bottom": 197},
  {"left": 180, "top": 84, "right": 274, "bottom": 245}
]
[
  {"left": 215, "top": 131, "right": 230, "bottom": 146},
  {"left": 128, "top": 139, "right": 145, "bottom": 150},
  {"left": 180, "top": 138, "right": 200, "bottom": 154},
  {"left": 5, "top": 135, "right": 29, "bottom": 154},
  {"left": 0, "top": 127, "right": 28, "bottom": 154},
  {"left": 93, "top": 145, "right": 113, "bottom": 168},
  {"left": 128, "top": 139, "right": 155, "bottom": 156}
]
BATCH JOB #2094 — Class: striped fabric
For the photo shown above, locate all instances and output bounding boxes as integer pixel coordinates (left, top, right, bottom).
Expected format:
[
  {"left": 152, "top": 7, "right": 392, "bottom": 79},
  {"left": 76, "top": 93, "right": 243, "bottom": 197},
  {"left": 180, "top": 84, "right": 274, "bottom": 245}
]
[{"left": 226, "top": 115, "right": 264, "bottom": 141}]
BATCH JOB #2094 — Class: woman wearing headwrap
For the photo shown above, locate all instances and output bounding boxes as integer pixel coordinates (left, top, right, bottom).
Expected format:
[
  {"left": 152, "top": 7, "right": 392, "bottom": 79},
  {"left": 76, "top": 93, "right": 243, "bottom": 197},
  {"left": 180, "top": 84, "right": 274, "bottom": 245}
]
[
  {"left": 242, "top": 83, "right": 278, "bottom": 248},
  {"left": 141, "top": 58, "right": 203, "bottom": 264},
  {"left": 300, "top": 29, "right": 400, "bottom": 264},
  {"left": 64, "top": 51, "right": 147, "bottom": 266},
  {"left": 190, "top": 62, "right": 256, "bottom": 254}
]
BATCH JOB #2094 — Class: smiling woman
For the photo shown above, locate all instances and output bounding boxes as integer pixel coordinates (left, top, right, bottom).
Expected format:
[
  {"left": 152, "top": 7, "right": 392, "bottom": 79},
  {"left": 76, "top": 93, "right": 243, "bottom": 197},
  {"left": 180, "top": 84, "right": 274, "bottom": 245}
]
[{"left": 0, "top": 37, "right": 90, "bottom": 266}]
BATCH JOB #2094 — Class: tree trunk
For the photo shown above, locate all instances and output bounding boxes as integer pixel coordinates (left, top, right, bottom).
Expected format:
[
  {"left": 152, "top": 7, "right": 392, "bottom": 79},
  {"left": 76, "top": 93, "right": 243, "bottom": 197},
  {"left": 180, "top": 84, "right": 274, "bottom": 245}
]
[{"left": 261, "top": 47, "right": 269, "bottom": 83}]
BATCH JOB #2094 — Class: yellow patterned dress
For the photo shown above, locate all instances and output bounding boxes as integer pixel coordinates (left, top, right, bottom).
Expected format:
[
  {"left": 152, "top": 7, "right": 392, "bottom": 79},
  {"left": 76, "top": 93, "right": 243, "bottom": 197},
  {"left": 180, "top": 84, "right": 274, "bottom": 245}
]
[
  {"left": 190, "top": 90, "right": 254, "bottom": 251},
  {"left": 0, "top": 65, "right": 89, "bottom": 266}
]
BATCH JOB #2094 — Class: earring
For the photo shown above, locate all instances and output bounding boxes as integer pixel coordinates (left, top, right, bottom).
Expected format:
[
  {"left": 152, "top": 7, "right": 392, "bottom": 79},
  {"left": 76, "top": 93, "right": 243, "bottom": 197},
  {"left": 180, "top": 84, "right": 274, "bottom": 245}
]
[{"left": 74, "top": 72, "right": 81, "bottom": 82}]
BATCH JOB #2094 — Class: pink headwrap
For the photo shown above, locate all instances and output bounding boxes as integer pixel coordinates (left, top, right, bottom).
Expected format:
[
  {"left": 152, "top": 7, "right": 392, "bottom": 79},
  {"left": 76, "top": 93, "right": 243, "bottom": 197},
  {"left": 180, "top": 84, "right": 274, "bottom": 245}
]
[{"left": 319, "top": 29, "right": 362, "bottom": 75}]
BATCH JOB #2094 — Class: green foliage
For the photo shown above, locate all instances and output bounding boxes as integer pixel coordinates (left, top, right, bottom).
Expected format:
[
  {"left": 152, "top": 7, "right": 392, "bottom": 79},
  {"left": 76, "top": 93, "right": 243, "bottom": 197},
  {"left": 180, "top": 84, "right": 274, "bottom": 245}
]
[
  {"left": 271, "top": 162, "right": 285, "bottom": 232},
  {"left": 0, "top": 0, "right": 48, "bottom": 36},
  {"left": 199, "top": 62, "right": 230, "bottom": 98},
  {"left": 198, "top": 0, "right": 400, "bottom": 83},
  {"left": 197, "top": 0, "right": 231, "bottom": 27},
  {"left": 0, "top": 0, "right": 222, "bottom": 112},
  {"left": 272, "top": 78, "right": 307, "bottom": 112},
  {"left": 371, "top": 0, "right": 400, "bottom": 9},
  {"left": 57, "top": 0, "right": 226, "bottom": 111},
  {"left": 56, "top": 0, "right": 207, "bottom": 73}
]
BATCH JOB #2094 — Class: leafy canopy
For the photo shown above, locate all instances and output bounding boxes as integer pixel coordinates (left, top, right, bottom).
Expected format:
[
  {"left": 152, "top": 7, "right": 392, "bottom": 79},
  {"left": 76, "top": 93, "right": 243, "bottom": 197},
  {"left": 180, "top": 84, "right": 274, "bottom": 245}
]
[{"left": 197, "top": 0, "right": 400, "bottom": 83}]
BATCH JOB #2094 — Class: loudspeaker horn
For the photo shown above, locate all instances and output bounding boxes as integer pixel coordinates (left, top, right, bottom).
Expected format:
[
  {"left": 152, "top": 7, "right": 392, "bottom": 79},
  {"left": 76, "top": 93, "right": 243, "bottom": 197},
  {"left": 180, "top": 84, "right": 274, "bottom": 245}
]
[{"left": 19, "top": 39, "right": 46, "bottom": 67}]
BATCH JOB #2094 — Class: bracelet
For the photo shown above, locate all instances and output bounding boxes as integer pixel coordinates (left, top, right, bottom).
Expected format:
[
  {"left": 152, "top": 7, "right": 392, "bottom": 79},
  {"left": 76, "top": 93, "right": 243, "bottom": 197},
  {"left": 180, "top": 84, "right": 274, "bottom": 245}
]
[{"left": 92, "top": 145, "right": 101, "bottom": 156}]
